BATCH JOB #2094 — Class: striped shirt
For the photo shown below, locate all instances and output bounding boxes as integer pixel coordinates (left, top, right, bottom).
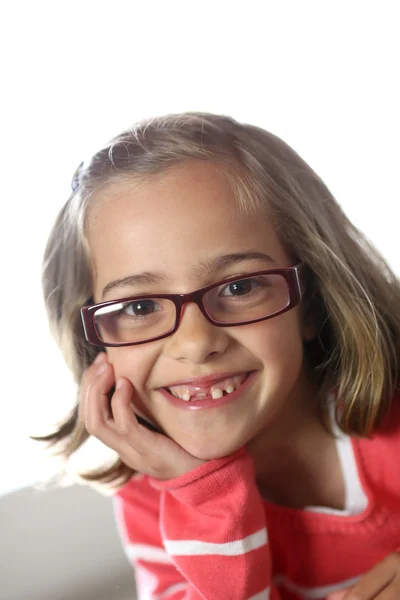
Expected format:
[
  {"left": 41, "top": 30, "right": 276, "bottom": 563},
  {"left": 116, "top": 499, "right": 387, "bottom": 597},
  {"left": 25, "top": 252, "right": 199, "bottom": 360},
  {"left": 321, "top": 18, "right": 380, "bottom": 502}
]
[{"left": 113, "top": 394, "right": 400, "bottom": 600}]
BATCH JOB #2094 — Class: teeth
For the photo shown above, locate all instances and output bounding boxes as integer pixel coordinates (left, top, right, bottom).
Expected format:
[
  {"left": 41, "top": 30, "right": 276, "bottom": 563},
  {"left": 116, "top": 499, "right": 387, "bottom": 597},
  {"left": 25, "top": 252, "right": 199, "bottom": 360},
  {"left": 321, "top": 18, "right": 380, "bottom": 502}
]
[{"left": 168, "top": 373, "right": 249, "bottom": 401}]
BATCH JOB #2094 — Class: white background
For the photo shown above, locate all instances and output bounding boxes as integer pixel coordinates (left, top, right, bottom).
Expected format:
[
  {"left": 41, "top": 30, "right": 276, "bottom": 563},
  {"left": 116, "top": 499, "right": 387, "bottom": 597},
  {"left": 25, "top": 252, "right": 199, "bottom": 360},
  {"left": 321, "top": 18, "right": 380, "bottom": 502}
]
[{"left": 1, "top": 1, "right": 399, "bottom": 496}]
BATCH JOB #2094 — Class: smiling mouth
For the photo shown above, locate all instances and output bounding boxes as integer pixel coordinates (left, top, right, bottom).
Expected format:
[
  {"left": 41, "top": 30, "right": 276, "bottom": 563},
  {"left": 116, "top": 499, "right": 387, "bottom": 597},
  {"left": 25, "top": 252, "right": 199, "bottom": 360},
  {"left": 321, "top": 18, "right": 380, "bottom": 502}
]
[{"left": 166, "top": 372, "right": 251, "bottom": 402}]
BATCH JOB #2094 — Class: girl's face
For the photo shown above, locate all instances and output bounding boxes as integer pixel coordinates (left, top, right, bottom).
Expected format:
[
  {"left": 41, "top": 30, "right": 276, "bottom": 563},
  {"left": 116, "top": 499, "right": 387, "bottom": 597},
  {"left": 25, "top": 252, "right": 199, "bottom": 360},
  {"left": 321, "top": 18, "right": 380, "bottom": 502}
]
[{"left": 87, "top": 161, "right": 316, "bottom": 460}]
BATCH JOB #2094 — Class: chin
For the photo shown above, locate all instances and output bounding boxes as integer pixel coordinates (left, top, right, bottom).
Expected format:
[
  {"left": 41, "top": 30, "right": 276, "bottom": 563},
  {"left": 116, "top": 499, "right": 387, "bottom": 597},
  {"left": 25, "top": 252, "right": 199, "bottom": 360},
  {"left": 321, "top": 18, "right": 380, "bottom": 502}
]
[{"left": 181, "top": 439, "right": 244, "bottom": 462}]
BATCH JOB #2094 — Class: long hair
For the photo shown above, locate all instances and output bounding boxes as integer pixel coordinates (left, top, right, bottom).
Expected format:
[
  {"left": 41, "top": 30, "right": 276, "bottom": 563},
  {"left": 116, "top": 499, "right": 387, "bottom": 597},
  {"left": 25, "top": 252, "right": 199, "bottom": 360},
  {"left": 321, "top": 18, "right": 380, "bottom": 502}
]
[{"left": 34, "top": 112, "right": 400, "bottom": 492}]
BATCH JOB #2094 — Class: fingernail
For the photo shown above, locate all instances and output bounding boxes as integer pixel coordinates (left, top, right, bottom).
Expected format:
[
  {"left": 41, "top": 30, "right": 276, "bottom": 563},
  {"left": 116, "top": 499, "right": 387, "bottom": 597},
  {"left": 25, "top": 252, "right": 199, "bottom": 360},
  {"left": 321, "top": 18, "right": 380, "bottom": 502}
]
[
  {"left": 116, "top": 378, "right": 124, "bottom": 390},
  {"left": 94, "top": 353, "right": 105, "bottom": 364},
  {"left": 96, "top": 363, "right": 107, "bottom": 376}
]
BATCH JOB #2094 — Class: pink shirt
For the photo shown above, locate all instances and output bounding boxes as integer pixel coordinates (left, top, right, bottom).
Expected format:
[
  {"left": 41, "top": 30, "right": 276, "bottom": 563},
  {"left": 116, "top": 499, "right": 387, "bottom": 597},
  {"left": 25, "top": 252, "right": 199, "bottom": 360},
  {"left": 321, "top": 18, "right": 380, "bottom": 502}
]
[{"left": 113, "top": 393, "right": 400, "bottom": 600}]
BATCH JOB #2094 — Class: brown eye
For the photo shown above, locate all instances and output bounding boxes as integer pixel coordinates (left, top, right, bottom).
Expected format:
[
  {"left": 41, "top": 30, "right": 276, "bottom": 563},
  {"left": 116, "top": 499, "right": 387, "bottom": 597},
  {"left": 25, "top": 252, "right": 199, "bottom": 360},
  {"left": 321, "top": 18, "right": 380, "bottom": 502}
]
[
  {"left": 220, "top": 279, "right": 261, "bottom": 297},
  {"left": 123, "top": 300, "right": 159, "bottom": 317}
]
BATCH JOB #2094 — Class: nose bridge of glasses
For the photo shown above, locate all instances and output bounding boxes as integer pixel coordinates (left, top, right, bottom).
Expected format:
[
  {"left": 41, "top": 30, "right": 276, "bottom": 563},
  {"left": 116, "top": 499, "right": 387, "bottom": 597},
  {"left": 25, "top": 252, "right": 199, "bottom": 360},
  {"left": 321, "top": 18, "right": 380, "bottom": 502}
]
[{"left": 176, "top": 288, "right": 212, "bottom": 324}]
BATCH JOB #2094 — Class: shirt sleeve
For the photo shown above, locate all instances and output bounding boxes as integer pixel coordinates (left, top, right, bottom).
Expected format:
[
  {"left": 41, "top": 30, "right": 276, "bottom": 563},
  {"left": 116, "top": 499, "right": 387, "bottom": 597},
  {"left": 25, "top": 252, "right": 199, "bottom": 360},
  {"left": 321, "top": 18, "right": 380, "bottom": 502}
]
[{"left": 113, "top": 447, "right": 280, "bottom": 600}]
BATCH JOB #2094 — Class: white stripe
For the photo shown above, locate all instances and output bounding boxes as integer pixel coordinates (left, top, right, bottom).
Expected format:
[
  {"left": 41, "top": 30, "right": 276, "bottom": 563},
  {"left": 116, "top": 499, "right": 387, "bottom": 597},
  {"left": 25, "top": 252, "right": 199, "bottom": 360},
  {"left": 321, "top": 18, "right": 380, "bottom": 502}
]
[
  {"left": 164, "top": 528, "right": 267, "bottom": 557},
  {"left": 329, "top": 399, "right": 369, "bottom": 515},
  {"left": 126, "top": 543, "right": 173, "bottom": 564},
  {"left": 247, "top": 587, "right": 270, "bottom": 600},
  {"left": 135, "top": 572, "right": 188, "bottom": 600},
  {"left": 303, "top": 395, "right": 367, "bottom": 517},
  {"left": 154, "top": 582, "right": 188, "bottom": 599},
  {"left": 273, "top": 574, "right": 362, "bottom": 599}
]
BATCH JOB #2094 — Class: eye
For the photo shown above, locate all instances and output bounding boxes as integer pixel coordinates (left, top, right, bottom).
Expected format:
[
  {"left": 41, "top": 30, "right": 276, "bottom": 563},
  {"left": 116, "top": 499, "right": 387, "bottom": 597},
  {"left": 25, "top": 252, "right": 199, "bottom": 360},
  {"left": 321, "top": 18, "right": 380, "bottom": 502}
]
[
  {"left": 122, "top": 299, "right": 160, "bottom": 317},
  {"left": 220, "top": 278, "right": 262, "bottom": 297}
]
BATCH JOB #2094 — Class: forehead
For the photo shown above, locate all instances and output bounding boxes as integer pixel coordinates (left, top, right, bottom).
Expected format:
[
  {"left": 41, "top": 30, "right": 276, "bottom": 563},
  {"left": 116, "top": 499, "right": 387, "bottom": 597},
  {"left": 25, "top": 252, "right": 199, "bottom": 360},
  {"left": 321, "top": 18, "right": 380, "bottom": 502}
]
[{"left": 86, "top": 161, "right": 289, "bottom": 297}]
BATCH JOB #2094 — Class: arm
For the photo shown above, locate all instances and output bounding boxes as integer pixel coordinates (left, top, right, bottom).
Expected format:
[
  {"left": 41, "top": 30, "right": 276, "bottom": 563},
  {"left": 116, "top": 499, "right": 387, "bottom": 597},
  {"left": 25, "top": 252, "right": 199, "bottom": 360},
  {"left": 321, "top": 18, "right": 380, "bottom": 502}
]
[
  {"left": 113, "top": 476, "right": 194, "bottom": 600},
  {"left": 115, "top": 448, "right": 279, "bottom": 600}
]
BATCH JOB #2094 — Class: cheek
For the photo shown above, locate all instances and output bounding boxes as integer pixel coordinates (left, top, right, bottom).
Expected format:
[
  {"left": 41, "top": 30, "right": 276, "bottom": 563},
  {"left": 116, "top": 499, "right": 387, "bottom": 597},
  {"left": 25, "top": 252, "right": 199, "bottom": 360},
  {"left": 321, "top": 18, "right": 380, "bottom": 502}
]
[
  {"left": 242, "top": 313, "right": 304, "bottom": 366},
  {"left": 106, "top": 347, "right": 156, "bottom": 391}
]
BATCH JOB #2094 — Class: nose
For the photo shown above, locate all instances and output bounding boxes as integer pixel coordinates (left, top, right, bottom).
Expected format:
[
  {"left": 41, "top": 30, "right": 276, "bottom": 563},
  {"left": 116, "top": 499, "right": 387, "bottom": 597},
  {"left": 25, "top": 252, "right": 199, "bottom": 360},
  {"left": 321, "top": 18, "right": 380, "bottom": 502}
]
[{"left": 163, "top": 302, "right": 230, "bottom": 364}]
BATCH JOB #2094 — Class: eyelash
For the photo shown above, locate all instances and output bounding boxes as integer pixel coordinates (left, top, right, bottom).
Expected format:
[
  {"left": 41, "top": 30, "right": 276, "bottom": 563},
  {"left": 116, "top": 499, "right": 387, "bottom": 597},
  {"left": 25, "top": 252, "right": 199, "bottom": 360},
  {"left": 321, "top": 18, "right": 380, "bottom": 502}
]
[
  {"left": 113, "top": 277, "right": 268, "bottom": 317},
  {"left": 218, "top": 277, "right": 265, "bottom": 297}
]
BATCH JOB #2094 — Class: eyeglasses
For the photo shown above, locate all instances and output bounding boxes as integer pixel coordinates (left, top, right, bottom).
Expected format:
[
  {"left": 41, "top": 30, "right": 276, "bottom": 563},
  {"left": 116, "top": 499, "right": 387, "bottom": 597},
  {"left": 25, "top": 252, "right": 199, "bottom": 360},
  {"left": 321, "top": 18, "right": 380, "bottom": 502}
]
[{"left": 80, "top": 263, "right": 306, "bottom": 347}]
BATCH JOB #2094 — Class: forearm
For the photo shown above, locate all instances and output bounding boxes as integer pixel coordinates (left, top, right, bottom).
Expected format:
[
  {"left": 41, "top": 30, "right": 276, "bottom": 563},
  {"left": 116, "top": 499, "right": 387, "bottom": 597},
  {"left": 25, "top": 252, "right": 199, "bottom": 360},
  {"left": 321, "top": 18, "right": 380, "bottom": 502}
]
[{"left": 150, "top": 447, "right": 278, "bottom": 600}]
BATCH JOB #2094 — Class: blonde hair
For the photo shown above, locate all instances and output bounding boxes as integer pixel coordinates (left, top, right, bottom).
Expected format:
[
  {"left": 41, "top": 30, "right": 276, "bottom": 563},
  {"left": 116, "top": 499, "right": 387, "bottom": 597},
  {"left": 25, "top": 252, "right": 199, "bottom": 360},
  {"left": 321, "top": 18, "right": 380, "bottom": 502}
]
[{"left": 35, "top": 112, "right": 400, "bottom": 492}]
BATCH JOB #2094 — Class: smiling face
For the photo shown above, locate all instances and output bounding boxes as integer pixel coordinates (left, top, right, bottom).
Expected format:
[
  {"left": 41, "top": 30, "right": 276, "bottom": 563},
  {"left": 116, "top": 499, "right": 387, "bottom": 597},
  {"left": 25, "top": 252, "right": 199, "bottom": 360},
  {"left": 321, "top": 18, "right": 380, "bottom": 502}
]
[{"left": 86, "top": 160, "right": 317, "bottom": 460}]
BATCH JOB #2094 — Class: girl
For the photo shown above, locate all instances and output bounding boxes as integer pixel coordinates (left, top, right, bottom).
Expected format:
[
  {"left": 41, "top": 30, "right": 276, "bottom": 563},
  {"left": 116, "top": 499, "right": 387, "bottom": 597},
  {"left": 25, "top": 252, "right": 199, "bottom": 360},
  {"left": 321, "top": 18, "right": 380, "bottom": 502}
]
[{"left": 36, "top": 113, "right": 400, "bottom": 600}]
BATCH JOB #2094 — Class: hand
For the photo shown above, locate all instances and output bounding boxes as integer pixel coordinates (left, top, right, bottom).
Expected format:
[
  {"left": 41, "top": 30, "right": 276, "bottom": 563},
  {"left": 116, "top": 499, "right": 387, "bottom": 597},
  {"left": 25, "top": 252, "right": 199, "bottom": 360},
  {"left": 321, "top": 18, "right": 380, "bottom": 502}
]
[
  {"left": 79, "top": 353, "right": 206, "bottom": 480},
  {"left": 326, "top": 552, "right": 400, "bottom": 600}
]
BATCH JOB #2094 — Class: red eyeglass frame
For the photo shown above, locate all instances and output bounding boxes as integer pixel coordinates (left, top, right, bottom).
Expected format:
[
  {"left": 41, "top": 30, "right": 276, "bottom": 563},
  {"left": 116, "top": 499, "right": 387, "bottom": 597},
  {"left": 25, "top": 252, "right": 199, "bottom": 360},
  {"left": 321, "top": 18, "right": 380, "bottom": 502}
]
[{"left": 80, "top": 263, "right": 306, "bottom": 347}]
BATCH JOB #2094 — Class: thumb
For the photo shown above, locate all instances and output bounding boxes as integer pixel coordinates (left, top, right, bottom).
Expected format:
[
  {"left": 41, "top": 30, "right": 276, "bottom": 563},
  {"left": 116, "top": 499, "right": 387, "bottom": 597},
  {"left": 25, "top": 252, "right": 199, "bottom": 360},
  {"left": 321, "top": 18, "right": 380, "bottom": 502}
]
[{"left": 326, "top": 591, "right": 349, "bottom": 600}]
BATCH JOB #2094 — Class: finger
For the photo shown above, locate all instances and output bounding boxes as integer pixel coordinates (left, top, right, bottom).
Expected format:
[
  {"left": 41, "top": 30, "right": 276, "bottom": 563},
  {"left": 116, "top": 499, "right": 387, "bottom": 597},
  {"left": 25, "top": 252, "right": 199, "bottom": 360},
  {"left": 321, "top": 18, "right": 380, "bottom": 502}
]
[
  {"left": 83, "top": 361, "right": 135, "bottom": 455},
  {"left": 110, "top": 378, "right": 182, "bottom": 468},
  {"left": 110, "top": 377, "right": 139, "bottom": 435},
  {"left": 348, "top": 584, "right": 400, "bottom": 600},
  {"left": 92, "top": 351, "right": 107, "bottom": 365},
  {"left": 85, "top": 370, "right": 161, "bottom": 464},
  {"left": 327, "top": 591, "right": 349, "bottom": 600},
  {"left": 374, "top": 583, "right": 400, "bottom": 600},
  {"left": 85, "top": 361, "right": 116, "bottom": 434},
  {"left": 343, "top": 554, "right": 399, "bottom": 599},
  {"left": 78, "top": 352, "right": 108, "bottom": 424},
  {"left": 108, "top": 378, "right": 170, "bottom": 474},
  {"left": 110, "top": 378, "right": 158, "bottom": 448},
  {"left": 111, "top": 377, "right": 161, "bottom": 432}
]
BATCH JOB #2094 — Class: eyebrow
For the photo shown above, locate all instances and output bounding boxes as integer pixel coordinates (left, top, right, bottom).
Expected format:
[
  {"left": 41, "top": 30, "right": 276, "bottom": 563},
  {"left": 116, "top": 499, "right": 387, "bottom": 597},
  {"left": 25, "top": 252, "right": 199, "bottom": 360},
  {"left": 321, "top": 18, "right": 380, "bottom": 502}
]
[{"left": 101, "top": 251, "right": 276, "bottom": 299}]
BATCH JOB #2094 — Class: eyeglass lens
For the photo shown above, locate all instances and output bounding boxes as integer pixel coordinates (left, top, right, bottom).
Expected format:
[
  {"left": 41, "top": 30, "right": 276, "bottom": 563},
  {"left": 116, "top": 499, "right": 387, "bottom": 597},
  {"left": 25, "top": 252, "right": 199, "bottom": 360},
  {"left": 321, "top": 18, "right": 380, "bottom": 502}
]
[{"left": 93, "top": 273, "right": 290, "bottom": 344}]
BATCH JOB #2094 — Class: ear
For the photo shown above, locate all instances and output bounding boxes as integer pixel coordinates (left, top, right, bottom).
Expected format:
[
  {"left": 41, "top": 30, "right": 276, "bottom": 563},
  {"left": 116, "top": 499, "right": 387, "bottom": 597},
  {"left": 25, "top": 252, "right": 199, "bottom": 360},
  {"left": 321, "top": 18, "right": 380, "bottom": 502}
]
[
  {"left": 302, "top": 316, "right": 318, "bottom": 341},
  {"left": 300, "top": 287, "right": 324, "bottom": 343},
  {"left": 303, "top": 323, "right": 317, "bottom": 342}
]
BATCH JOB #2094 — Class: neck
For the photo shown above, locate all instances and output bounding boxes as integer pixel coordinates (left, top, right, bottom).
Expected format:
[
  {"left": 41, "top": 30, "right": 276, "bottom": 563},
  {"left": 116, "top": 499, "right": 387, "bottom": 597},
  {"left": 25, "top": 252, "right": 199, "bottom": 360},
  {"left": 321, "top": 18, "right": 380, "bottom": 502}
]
[{"left": 246, "top": 374, "right": 328, "bottom": 490}]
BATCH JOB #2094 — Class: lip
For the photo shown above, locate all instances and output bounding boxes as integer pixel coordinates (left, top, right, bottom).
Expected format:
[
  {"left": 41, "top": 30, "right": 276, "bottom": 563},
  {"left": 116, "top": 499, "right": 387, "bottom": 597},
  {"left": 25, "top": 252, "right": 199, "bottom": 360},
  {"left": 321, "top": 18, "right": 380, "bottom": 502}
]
[
  {"left": 160, "top": 371, "right": 251, "bottom": 390},
  {"left": 158, "top": 371, "right": 258, "bottom": 410}
]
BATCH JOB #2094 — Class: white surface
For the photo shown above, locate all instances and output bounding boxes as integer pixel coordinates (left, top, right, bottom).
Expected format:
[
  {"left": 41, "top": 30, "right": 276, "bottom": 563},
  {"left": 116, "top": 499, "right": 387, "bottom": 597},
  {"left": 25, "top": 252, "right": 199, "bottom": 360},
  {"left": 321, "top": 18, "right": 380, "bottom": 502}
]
[
  {"left": 1, "top": 2, "right": 399, "bottom": 496},
  {"left": 0, "top": 483, "right": 137, "bottom": 600}
]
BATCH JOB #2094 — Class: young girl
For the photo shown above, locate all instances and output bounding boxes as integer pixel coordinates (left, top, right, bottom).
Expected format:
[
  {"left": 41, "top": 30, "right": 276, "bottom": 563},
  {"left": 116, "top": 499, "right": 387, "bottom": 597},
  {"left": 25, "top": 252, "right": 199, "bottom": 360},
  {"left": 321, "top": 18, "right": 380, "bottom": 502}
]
[{"left": 37, "top": 113, "right": 400, "bottom": 600}]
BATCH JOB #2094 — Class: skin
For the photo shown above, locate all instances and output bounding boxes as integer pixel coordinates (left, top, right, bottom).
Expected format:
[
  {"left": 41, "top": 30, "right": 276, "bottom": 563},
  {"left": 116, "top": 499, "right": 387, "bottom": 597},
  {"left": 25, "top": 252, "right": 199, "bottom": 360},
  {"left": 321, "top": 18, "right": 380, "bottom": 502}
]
[{"left": 81, "top": 160, "right": 340, "bottom": 498}]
